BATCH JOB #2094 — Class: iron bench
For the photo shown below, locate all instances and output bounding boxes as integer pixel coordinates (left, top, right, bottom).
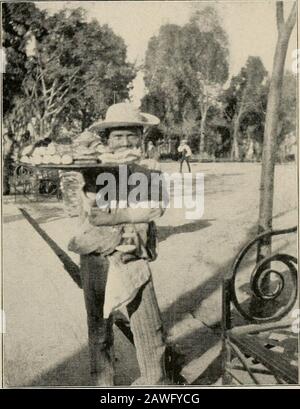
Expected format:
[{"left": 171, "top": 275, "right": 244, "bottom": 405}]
[{"left": 222, "top": 226, "right": 298, "bottom": 385}]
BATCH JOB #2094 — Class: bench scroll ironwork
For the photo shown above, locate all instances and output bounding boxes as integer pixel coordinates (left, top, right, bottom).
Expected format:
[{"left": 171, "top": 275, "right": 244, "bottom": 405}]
[{"left": 222, "top": 226, "right": 298, "bottom": 385}]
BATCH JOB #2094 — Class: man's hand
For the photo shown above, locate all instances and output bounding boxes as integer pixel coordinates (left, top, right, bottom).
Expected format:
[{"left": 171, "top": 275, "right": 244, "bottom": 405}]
[
  {"left": 125, "top": 207, "right": 163, "bottom": 223},
  {"left": 80, "top": 191, "right": 97, "bottom": 216}
]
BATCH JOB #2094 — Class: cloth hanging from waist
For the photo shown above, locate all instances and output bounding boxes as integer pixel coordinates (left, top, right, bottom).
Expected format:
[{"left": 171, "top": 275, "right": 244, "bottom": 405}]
[{"left": 103, "top": 252, "right": 151, "bottom": 318}]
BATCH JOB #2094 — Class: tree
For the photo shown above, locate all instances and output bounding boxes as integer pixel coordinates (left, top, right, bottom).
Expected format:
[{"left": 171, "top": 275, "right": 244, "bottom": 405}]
[
  {"left": 143, "top": 24, "right": 189, "bottom": 130},
  {"left": 2, "top": 5, "right": 136, "bottom": 194},
  {"left": 196, "top": 73, "right": 222, "bottom": 155},
  {"left": 278, "top": 70, "right": 297, "bottom": 145},
  {"left": 186, "top": 7, "right": 229, "bottom": 155},
  {"left": 142, "top": 7, "right": 229, "bottom": 153},
  {"left": 239, "top": 111, "right": 266, "bottom": 161},
  {"left": 2, "top": 2, "right": 47, "bottom": 194},
  {"left": 2, "top": 2, "right": 46, "bottom": 116},
  {"left": 222, "top": 56, "right": 268, "bottom": 160},
  {"left": 257, "top": 1, "right": 297, "bottom": 257},
  {"left": 21, "top": 9, "right": 136, "bottom": 138}
]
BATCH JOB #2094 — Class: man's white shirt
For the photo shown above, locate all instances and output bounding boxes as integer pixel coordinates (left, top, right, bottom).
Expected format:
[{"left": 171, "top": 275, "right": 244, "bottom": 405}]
[{"left": 178, "top": 144, "right": 192, "bottom": 157}]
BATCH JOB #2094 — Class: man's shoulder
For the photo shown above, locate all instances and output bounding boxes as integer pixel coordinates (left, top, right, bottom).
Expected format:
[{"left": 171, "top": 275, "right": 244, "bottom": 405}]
[{"left": 185, "top": 145, "right": 192, "bottom": 154}]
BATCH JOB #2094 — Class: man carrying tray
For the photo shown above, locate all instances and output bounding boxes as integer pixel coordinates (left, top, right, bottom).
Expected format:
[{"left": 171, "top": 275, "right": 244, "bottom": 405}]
[{"left": 68, "top": 103, "right": 170, "bottom": 386}]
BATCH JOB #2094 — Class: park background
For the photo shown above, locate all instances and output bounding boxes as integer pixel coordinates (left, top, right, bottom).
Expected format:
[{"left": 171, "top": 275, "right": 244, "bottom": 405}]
[
  {"left": 2, "top": 0, "right": 297, "bottom": 194},
  {"left": 1, "top": 1, "right": 298, "bottom": 386}
]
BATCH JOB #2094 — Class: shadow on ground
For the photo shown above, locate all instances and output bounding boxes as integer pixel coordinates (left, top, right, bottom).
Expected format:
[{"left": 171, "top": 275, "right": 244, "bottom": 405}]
[
  {"left": 19, "top": 346, "right": 92, "bottom": 387},
  {"left": 157, "top": 219, "right": 215, "bottom": 242},
  {"left": 19, "top": 208, "right": 82, "bottom": 288},
  {"left": 3, "top": 204, "right": 66, "bottom": 225},
  {"left": 19, "top": 344, "right": 137, "bottom": 387}
]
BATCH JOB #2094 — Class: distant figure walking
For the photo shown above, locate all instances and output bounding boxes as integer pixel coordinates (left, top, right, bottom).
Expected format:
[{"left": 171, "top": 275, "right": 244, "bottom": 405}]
[
  {"left": 147, "top": 141, "right": 157, "bottom": 159},
  {"left": 178, "top": 139, "right": 191, "bottom": 173}
]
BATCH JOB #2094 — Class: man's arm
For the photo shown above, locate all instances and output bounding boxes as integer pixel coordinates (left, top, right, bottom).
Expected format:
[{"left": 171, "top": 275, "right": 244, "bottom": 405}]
[
  {"left": 84, "top": 164, "right": 167, "bottom": 226},
  {"left": 186, "top": 146, "right": 192, "bottom": 157},
  {"left": 89, "top": 207, "right": 164, "bottom": 226}
]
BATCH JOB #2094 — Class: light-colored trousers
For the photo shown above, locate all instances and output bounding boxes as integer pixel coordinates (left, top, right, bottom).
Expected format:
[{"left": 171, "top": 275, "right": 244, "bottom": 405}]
[{"left": 80, "top": 253, "right": 167, "bottom": 386}]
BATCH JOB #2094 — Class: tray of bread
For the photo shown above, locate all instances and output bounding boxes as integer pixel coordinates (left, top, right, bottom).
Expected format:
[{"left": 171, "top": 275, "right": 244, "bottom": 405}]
[
  {"left": 17, "top": 162, "right": 106, "bottom": 170},
  {"left": 18, "top": 130, "right": 142, "bottom": 170}
]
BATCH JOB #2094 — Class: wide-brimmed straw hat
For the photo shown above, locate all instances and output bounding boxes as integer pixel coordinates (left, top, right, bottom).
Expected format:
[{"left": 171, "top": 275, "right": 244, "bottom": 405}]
[{"left": 89, "top": 103, "right": 160, "bottom": 131}]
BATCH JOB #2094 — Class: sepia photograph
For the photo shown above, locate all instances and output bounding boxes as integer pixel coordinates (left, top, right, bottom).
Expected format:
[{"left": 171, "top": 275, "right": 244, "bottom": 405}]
[{"left": 0, "top": 0, "right": 299, "bottom": 388}]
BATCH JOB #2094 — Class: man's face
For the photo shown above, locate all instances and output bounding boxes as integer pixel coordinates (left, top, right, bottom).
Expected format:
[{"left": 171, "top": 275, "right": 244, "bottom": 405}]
[{"left": 108, "top": 128, "right": 141, "bottom": 152}]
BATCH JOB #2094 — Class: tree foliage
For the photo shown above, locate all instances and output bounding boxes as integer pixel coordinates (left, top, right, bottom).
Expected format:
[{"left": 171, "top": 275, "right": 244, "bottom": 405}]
[
  {"left": 141, "top": 6, "right": 229, "bottom": 153},
  {"left": 2, "top": 3, "right": 136, "bottom": 194},
  {"left": 2, "top": 2, "right": 46, "bottom": 115},
  {"left": 278, "top": 70, "right": 297, "bottom": 143},
  {"left": 3, "top": 5, "right": 136, "bottom": 139},
  {"left": 221, "top": 56, "right": 268, "bottom": 159},
  {"left": 221, "top": 58, "right": 296, "bottom": 160}
]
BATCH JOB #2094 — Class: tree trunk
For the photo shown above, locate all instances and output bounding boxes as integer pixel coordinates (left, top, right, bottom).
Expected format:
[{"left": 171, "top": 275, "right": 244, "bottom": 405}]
[
  {"left": 38, "top": 117, "right": 44, "bottom": 139},
  {"left": 245, "top": 126, "right": 256, "bottom": 161},
  {"left": 81, "top": 109, "right": 88, "bottom": 132},
  {"left": 245, "top": 140, "right": 254, "bottom": 161},
  {"left": 37, "top": 116, "right": 53, "bottom": 139},
  {"left": 199, "top": 108, "right": 208, "bottom": 155},
  {"left": 257, "top": 1, "right": 296, "bottom": 260},
  {"left": 231, "top": 113, "right": 240, "bottom": 160},
  {"left": 3, "top": 155, "right": 12, "bottom": 195},
  {"left": 3, "top": 138, "right": 14, "bottom": 195}
]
